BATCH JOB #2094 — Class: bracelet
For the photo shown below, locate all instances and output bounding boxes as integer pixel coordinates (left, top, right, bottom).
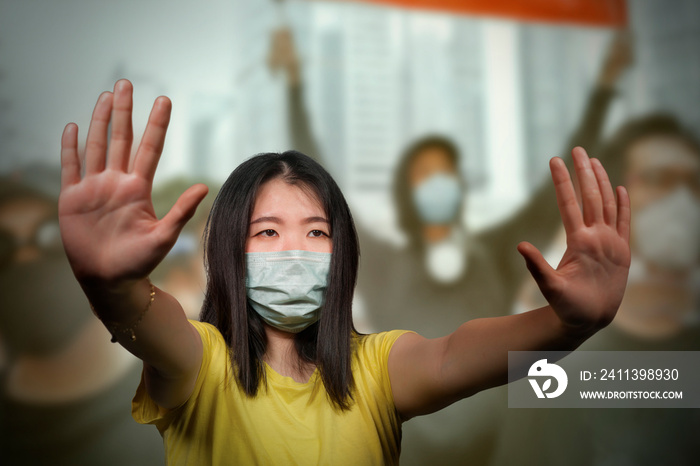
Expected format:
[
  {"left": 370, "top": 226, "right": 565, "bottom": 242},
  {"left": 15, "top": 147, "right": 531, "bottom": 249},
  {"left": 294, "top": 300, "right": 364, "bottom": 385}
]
[{"left": 89, "top": 279, "right": 156, "bottom": 343}]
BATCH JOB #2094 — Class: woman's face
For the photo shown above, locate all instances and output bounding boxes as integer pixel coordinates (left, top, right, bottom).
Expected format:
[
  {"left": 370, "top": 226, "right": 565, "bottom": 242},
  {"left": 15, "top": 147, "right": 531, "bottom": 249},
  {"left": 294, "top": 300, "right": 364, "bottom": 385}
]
[{"left": 246, "top": 178, "right": 332, "bottom": 254}]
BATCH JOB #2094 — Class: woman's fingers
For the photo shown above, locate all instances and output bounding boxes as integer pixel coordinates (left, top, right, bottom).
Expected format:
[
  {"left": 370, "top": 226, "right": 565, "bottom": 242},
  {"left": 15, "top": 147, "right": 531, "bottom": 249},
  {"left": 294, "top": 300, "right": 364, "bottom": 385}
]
[
  {"left": 616, "top": 186, "right": 631, "bottom": 243},
  {"left": 590, "top": 158, "right": 617, "bottom": 226},
  {"left": 106, "top": 79, "right": 134, "bottom": 172},
  {"left": 572, "top": 147, "right": 603, "bottom": 225},
  {"left": 60, "top": 123, "right": 81, "bottom": 187},
  {"left": 133, "top": 96, "right": 172, "bottom": 183},
  {"left": 84, "top": 91, "right": 113, "bottom": 175},
  {"left": 550, "top": 157, "right": 583, "bottom": 234}
]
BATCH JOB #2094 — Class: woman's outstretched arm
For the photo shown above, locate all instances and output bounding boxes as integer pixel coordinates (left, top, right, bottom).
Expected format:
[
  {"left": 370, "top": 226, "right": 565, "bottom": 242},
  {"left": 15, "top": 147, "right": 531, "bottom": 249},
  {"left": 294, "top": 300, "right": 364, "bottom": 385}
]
[
  {"left": 388, "top": 147, "right": 631, "bottom": 419},
  {"left": 59, "top": 80, "right": 208, "bottom": 409}
]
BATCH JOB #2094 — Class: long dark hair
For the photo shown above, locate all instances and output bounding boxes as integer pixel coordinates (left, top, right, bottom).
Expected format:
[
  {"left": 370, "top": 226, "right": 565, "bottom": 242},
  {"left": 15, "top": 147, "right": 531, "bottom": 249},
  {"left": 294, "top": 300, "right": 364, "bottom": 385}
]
[
  {"left": 392, "top": 135, "right": 464, "bottom": 251},
  {"left": 200, "top": 151, "right": 359, "bottom": 410}
]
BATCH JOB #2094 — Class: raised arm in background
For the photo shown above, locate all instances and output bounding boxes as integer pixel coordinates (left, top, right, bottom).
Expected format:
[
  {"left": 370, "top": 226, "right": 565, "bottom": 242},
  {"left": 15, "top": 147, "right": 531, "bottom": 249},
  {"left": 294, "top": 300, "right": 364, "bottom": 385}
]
[
  {"left": 58, "top": 80, "right": 208, "bottom": 410},
  {"left": 388, "top": 147, "right": 631, "bottom": 419},
  {"left": 270, "top": 27, "right": 396, "bottom": 269},
  {"left": 268, "top": 28, "right": 323, "bottom": 162}
]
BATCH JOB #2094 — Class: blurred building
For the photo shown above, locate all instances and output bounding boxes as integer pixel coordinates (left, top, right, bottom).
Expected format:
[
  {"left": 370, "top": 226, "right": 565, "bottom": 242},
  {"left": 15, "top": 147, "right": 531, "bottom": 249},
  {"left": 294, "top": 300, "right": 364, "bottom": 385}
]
[
  {"left": 0, "top": 0, "right": 698, "bottom": 224},
  {"left": 229, "top": 0, "right": 290, "bottom": 169},
  {"left": 518, "top": 25, "right": 609, "bottom": 187},
  {"left": 627, "top": 0, "right": 700, "bottom": 129},
  {"left": 304, "top": 4, "right": 491, "bottom": 229},
  {"left": 268, "top": 1, "right": 612, "bottom": 230}
]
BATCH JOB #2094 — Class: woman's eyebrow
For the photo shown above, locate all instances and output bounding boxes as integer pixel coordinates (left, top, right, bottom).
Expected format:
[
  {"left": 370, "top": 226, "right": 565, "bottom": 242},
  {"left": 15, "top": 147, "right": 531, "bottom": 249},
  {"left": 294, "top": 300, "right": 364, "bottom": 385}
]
[
  {"left": 249, "top": 216, "right": 328, "bottom": 225},
  {"left": 302, "top": 216, "right": 329, "bottom": 224},
  {"left": 250, "top": 216, "right": 282, "bottom": 225}
]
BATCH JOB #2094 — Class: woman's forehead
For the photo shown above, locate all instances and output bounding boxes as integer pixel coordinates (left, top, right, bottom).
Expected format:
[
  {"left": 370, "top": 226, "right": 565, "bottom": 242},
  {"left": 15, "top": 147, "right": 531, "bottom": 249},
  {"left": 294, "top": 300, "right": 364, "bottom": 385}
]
[{"left": 252, "top": 178, "right": 325, "bottom": 218}]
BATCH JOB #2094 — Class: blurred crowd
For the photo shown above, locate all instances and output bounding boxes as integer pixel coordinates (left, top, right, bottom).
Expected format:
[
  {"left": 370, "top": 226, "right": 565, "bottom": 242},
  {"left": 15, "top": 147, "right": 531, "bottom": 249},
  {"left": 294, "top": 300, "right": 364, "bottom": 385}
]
[{"left": 1, "top": 3, "right": 699, "bottom": 465}]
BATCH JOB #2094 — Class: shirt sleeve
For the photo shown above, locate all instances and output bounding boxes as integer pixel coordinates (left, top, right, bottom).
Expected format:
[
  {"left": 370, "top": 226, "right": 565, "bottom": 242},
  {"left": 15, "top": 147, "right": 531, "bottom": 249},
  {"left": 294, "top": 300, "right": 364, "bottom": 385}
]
[
  {"left": 131, "top": 320, "right": 226, "bottom": 433},
  {"left": 356, "top": 330, "right": 415, "bottom": 407}
]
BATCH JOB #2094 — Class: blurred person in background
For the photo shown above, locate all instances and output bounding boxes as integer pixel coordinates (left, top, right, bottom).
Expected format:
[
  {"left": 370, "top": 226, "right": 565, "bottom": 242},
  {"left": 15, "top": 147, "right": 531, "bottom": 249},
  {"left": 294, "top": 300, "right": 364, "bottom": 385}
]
[
  {"left": 0, "top": 173, "right": 163, "bottom": 465},
  {"left": 599, "top": 114, "right": 700, "bottom": 341},
  {"left": 493, "top": 113, "right": 700, "bottom": 466},
  {"left": 270, "top": 27, "right": 632, "bottom": 465}
]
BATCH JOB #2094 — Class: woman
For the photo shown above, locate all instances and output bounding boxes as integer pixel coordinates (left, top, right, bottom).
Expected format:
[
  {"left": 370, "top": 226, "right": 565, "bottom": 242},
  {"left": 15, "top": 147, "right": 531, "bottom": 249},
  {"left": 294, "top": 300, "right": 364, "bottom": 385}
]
[{"left": 58, "top": 80, "right": 630, "bottom": 465}]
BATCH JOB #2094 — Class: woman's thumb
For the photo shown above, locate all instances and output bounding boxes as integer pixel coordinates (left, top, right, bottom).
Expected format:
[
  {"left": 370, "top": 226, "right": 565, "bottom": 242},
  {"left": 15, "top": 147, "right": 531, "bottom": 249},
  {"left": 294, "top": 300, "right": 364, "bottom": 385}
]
[
  {"left": 160, "top": 183, "right": 209, "bottom": 239},
  {"left": 517, "top": 241, "right": 556, "bottom": 294}
]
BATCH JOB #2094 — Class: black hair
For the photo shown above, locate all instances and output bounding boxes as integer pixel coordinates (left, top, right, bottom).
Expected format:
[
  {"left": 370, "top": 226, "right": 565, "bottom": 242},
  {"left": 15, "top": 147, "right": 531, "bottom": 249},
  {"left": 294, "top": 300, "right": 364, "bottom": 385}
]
[
  {"left": 391, "top": 135, "right": 464, "bottom": 250},
  {"left": 599, "top": 113, "right": 700, "bottom": 188},
  {"left": 200, "top": 151, "right": 359, "bottom": 410}
]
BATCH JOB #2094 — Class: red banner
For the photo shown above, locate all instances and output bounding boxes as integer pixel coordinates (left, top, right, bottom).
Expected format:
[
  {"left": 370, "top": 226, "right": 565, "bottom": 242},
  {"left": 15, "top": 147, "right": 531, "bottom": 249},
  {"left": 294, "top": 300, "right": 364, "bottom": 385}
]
[{"left": 328, "top": 0, "right": 627, "bottom": 26}]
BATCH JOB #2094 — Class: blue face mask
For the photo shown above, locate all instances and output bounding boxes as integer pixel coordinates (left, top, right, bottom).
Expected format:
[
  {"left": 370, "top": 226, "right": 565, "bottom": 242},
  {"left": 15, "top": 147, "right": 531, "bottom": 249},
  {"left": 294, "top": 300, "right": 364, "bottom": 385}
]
[
  {"left": 412, "top": 172, "right": 462, "bottom": 224},
  {"left": 245, "top": 250, "right": 331, "bottom": 333}
]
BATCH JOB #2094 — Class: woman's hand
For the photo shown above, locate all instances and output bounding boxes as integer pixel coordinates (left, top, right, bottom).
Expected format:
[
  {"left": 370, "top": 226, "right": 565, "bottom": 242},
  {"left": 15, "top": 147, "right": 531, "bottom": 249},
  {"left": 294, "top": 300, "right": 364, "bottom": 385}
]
[
  {"left": 58, "top": 80, "right": 208, "bottom": 286},
  {"left": 517, "top": 147, "right": 631, "bottom": 336},
  {"left": 58, "top": 81, "right": 206, "bottom": 408}
]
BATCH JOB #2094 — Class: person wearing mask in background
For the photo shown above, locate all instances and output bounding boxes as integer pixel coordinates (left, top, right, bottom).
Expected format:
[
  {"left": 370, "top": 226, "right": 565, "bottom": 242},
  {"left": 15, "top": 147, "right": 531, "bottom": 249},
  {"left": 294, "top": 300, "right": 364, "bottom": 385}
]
[
  {"left": 492, "top": 113, "right": 700, "bottom": 466},
  {"left": 270, "top": 27, "right": 632, "bottom": 465},
  {"left": 0, "top": 175, "right": 164, "bottom": 465}
]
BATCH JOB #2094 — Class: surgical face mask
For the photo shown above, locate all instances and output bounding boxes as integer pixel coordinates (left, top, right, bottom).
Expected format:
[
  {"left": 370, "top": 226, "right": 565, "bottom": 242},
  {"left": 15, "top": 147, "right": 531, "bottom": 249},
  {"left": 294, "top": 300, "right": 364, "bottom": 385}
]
[
  {"left": 245, "top": 250, "right": 331, "bottom": 333},
  {"left": 413, "top": 173, "right": 462, "bottom": 225},
  {"left": 634, "top": 187, "right": 700, "bottom": 270}
]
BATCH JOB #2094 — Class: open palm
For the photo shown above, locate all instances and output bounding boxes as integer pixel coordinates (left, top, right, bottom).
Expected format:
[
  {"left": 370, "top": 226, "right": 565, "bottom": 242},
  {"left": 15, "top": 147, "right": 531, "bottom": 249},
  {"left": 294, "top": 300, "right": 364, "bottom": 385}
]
[
  {"left": 58, "top": 80, "right": 208, "bottom": 284},
  {"left": 518, "top": 147, "right": 631, "bottom": 334}
]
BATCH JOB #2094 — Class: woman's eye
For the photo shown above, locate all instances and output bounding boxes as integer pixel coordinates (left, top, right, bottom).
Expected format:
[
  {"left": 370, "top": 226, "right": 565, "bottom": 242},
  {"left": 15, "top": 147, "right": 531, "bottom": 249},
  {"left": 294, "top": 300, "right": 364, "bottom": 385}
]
[
  {"left": 308, "top": 230, "right": 328, "bottom": 238},
  {"left": 258, "top": 229, "right": 278, "bottom": 237}
]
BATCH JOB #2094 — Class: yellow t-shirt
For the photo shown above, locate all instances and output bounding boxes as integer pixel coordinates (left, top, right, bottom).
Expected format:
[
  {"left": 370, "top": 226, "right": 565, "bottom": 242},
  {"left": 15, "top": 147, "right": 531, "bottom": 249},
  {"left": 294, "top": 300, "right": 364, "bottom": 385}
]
[{"left": 132, "top": 320, "right": 411, "bottom": 465}]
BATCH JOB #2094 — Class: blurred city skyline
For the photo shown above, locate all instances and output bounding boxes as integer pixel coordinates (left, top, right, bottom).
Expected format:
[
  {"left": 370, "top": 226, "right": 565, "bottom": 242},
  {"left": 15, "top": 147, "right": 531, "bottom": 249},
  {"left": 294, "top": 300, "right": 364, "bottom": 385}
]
[{"left": 1, "top": 0, "right": 698, "bottom": 232}]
